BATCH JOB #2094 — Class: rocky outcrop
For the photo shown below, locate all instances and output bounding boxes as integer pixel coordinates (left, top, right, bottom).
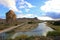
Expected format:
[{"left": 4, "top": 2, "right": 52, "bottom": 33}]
[{"left": 6, "top": 10, "right": 16, "bottom": 24}]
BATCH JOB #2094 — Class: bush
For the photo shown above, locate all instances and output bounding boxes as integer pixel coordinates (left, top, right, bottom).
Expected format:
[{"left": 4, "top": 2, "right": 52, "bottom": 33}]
[
  {"left": 52, "top": 21, "right": 60, "bottom": 25},
  {"left": 28, "top": 22, "right": 33, "bottom": 24},
  {"left": 15, "top": 24, "right": 18, "bottom": 26},
  {"left": 47, "top": 31, "right": 60, "bottom": 37}
]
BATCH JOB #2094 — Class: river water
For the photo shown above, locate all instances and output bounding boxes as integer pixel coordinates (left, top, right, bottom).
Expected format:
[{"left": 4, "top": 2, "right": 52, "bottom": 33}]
[{"left": 11, "top": 22, "right": 54, "bottom": 39}]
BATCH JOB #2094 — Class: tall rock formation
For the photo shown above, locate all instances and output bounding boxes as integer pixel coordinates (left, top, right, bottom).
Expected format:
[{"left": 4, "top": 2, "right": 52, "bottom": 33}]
[{"left": 6, "top": 10, "right": 16, "bottom": 24}]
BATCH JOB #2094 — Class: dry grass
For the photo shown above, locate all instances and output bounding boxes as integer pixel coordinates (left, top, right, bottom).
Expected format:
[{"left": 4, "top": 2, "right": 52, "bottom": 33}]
[{"left": 14, "top": 22, "right": 38, "bottom": 32}]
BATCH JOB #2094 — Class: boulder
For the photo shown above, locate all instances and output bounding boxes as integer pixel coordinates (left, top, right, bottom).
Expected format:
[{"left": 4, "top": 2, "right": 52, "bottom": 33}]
[{"left": 6, "top": 10, "right": 16, "bottom": 24}]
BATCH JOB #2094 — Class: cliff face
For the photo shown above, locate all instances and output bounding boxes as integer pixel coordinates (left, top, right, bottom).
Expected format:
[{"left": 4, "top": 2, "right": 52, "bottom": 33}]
[{"left": 6, "top": 10, "right": 16, "bottom": 24}]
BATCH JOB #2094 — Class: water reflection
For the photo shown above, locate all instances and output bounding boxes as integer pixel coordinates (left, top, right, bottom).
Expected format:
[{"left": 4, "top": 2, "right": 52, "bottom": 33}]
[{"left": 12, "top": 22, "right": 54, "bottom": 39}]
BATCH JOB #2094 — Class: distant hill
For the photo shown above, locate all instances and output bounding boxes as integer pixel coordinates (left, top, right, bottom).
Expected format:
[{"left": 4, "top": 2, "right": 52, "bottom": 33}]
[{"left": 0, "top": 18, "right": 5, "bottom": 23}]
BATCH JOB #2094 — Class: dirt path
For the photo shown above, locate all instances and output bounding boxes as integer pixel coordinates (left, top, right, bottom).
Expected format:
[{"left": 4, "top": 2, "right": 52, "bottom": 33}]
[{"left": 0, "top": 23, "right": 25, "bottom": 34}]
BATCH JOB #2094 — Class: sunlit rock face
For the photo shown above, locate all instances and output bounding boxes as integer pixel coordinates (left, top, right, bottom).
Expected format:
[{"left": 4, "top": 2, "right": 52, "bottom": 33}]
[{"left": 6, "top": 10, "right": 16, "bottom": 24}]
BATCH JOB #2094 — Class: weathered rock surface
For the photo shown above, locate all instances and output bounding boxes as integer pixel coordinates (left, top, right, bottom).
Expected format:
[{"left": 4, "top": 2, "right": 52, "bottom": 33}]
[{"left": 6, "top": 10, "right": 16, "bottom": 24}]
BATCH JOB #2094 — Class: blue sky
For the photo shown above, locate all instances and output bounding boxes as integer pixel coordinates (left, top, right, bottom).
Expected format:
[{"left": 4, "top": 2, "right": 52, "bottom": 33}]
[{"left": 0, "top": 0, "right": 60, "bottom": 20}]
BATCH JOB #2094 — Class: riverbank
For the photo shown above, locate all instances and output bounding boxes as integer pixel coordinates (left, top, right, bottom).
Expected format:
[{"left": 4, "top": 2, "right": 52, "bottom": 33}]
[
  {"left": 5, "top": 22, "right": 54, "bottom": 40},
  {"left": 46, "top": 22, "right": 60, "bottom": 32},
  {"left": 0, "top": 21, "right": 23, "bottom": 30},
  {"left": 5, "top": 22, "right": 39, "bottom": 39},
  {"left": 7, "top": 35, "right": 53, "bottom": 40},
  {"left": 13, "top": 22, "right": 38, "bottom": 32}
]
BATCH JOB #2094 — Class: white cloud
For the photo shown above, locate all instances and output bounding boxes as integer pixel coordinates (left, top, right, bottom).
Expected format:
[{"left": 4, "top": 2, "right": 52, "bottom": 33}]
[
  {"left": 19, "top": 0, "right": 35, "bottom": 8},
  {"left": 38, "top": 16, "right": 54, "bottom": 20},
  {"left": 18, "top": 0, "right": 35, "bottom": 12},
  {"left": 25, "top": 9, "right": 30, "bottom": 12},
  {"left": 0, "top": 0, "right": 22, "bottom": 12},
  {"left": 0, "top": 0, "right": 35, "bottom": 13},
  {"left": 17, "top": 14, "right": 37, "bottom": 18},
  {"left": 25, "top": 1, "right": 35, "bottom": 8},
  {"left": 19, "top": 6, "right": 25, "bottom": 8},
  {"left": 41, "top": 0, "right": 60, "bottom": 13}
]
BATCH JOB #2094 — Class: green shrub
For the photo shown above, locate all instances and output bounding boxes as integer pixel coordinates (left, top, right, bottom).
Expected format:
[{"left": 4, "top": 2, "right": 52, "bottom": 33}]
[
  {"left": 51, "top": 21, "right": 60, "bottom": 26},
  {"left": 47, "top": 31, "right": 60, "bottom": 37},
  {"left": 15, "top": 24, "right": 18, "bottom": 26},
  {"left": 28, "top": 22, "right": 33, "bottom": 24}
]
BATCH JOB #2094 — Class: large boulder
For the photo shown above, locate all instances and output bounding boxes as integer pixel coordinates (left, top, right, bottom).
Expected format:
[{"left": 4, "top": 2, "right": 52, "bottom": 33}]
[{"left": 6, "top": 10, "right": 16, "bottom": 24}]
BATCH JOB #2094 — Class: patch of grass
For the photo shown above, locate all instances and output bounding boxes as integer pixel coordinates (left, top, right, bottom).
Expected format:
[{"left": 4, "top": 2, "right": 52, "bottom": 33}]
[
  {"left": 0, "top": 21, "right": 24, "bottom": 30},
  {"left": 14, "top": 22, "right": 38, "bottom": 32},
  {"left": 28, "top": 22, "right": 33, "bottom": 24},
  {"left": 7, "top": 35, "right": 53, "bottom": 40},
  {"left": 47, "top": 31, "right": 60, "bottom": 37},
  {"left": 46, "top": 22, "right": 60, "bottom": 32}
]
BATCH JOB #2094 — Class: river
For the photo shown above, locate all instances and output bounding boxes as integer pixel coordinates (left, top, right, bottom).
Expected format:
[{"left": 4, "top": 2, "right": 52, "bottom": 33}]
[{"left": 11, "top": 22, "right": 54, "bottom": 39}]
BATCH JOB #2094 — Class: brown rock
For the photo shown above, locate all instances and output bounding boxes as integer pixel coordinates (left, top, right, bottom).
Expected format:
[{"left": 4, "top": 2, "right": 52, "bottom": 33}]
[{"left": 6, "top": 10, "right": 16, "bottom": 24}]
